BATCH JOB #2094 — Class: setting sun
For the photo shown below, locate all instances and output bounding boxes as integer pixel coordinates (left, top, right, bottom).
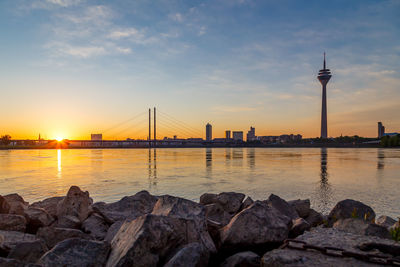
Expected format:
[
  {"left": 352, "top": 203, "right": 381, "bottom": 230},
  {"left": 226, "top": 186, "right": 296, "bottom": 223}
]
[{"left": 55, "top": 137, "right": 64, "bottom": 142}]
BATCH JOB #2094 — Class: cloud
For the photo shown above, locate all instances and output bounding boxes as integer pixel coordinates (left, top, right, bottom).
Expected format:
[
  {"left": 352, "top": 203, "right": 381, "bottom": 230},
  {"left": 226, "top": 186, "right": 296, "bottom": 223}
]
[
  {"left": 169, "top": 13, "right": 184, "bottom": 22},
  {"left": 198, "top": 26, "right": 206, "bottom": 36},
  {"left": 45, "top": 0, "right": 83, "bottom": 7},
  {"left": 108, "top": 28, "right": 140, "bottom": 39},
  {"left": 47, "top": 43, "right": 106, "bottom": 58},
  {"left": 116, "top": 47, "right": 132, "bottom": 54}
]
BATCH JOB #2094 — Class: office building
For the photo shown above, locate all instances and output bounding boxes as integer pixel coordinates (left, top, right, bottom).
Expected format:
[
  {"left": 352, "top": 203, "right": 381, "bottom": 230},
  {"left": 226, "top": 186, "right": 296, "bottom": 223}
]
[
  {"left": 378, "top": 122, "right": 385, "bottom": 138},
  {"left": 246, "top": 127, "right": 256, "bottom": 141},
  {"left": 317, "top": 53, "right": 332, "bottom": 139},
  {"left": 232, "top": 131, "right": 243, "bottom": 141},
  {"left": 206, "top": 123, "right": 212, "bottom": 141},
  {"left": 225, "top": 130, "right": 231, "bottom": 139}
]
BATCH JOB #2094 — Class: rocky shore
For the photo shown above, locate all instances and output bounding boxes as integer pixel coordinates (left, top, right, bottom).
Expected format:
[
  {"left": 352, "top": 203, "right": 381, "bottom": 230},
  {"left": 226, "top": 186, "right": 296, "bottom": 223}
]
[{"left": 0, "top": 186, "right": 399, "bottom": 266}]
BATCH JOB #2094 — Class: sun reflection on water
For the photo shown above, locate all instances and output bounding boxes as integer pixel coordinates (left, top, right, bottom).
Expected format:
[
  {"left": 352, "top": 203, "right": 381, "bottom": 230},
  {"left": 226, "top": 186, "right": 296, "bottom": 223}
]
[{"left": 57, "top": 149, "right": 62, "bottom": 177}]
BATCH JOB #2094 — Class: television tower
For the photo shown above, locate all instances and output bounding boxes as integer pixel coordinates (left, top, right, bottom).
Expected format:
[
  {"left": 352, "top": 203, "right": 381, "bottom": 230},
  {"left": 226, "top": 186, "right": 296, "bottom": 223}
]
[{"left": 318, "top": 52, "right": 332, "bottom": 139}]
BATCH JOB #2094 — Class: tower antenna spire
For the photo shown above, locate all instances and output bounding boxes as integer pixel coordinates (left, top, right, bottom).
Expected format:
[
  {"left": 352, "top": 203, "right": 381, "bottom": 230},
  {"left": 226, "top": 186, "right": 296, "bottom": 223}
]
[{"left": 323, "top": 52, "right": 326, "bottom": 69}]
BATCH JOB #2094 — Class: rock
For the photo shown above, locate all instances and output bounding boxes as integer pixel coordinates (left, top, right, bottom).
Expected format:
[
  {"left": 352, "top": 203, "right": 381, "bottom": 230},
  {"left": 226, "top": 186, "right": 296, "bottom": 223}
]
[
  {"left": 0, "top": 215, "right": 26, "bottom": 232},
  {"left": 105, "top": 221, "right": 124, "bottom": 243},
  {"left": 220, "top": 251, "right": 260, "bottom": 267},
  {"left": 24, "top": 207, "right": 55, "bottom": 233},
  {"left": 262, "top": 227, "right": 398, "bottom": 266},
  {"left": 38, "top": 238, "right": 110, "bottom": 267},
  {"left": 267, "top": 194, "right": 299, "bottom": 220},
  {"left": 376, "top": 215, "right": 396, "bottom": 229},
  {"left": 304, "top": 208, "right": 324, "bottom": 227},
  {"left": 151, "top": 195, "right": 216, "bottom": 253},
  {"left": 328, "top": 199, "right": 375, "bottom": 225},
  {"left": 107, "top": 214, "right": 216, "bottom": 267},
  {"left": 200, "top": 192, "right": 245, "bottom": 215},
  {"left": 389, "top": 220, "right": 400, "bottom": 231},
  {"left": 0, "top": 230, "right": 39, "bottom": 251},
  {"left": 219, "top": 201, "right": 290, "bottom": 252},
  {"left": 0, "top": 196, "right": 10, "bottom": 214},
  {"left": 30, "top": 197, "right": 64, "bottom": 218},
  {"left": 92, "top": 190, "right": 157, "bottom": 223},
  {"left": 36, "top": 227, "right": 92, "bottom": 249},
  {"left": 7, "top": 240, "right": 48, "bottom": 263},
  {"left": 206, "top": 219, "right": 222, "bottom": 249},
  {"left": 205, "top": 203, "right": 232, "bottom": 226},
  {"left": 239, "top": 196, "right": 254, "bottom": 211},
  {"left": 81, "top": 213, "right": 109, "bottom": 240},
  {"left": 0, "top": 257, "right": 41, "bottom": 267},
  {"left": 3, "top": 194, "right": 28, "bottom": 216},
  {"left": 164, "top": 242, "right": 209, "bottom": 267},
  {"left": 290, "top": 217, "right": 311, "bottom": 238},
  {"left": 55, "top": 215, "right": 81, "bottom": 229},
  {"left": 333, "top": 218, "right": 391, "bottom": 239},
  {"left": 56, "top": 186, "right": 92, "bottom": 226},
  {"left": 288, "top": 199, "right": 311, "bottom": 218}
]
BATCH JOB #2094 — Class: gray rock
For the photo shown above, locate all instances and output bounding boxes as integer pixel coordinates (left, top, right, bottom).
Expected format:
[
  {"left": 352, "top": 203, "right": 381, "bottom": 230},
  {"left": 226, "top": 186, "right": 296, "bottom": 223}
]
[
  {"left": 0, "top": 230, "right": 39, "bottom": 251},
  {"left": 220, "top": 251, "right": 260, "bottom": 267},
  {"left": 200, "top": 192, "right": 245, "bottom": 215},
  {"left": 106, "top": 214, "right": 215, "bottom": 267},
  {"left": 55, "top": 214, "right": 81, "bottom": 229},
  {"left": 3, "top": 194, "right": 28, "bottom": 216},
  {"left": 7, "top": 240, "right": 48, "bottom": 263},
  {"left": 219, "top": 201, "right": 290, "bottom": 251},
  {"left": 376, "top": 215, "right": 396, "bottom": 229},
  {"left": 0, "top": 196, "right": 10, "bottom": 214},
  {"left": 92, "top": 190, "right": 157, "bottom": 223},
  {"left": 0, "top": 215, "right": 26, "bottom": 232},
  {"left": 30, "top": 197, "right": 64, "bottom": 218},
  {"left": 164, "top": 242, "right": 209, "bottom": 267},
  {"left": 328, "top": 199, "right": 375, "bottom": 225},
  {"left": 25, "top": 207, "right": 55, "bottom": 233},
  {"left": 290, "top": 217, "right": 311, "bottom": 238},
  {"left": 389, "top": 220, "right": 400, "bottom": 231},
  {"left": 333, "top": 218, "right": 391, "bottom": 239},
  {"left": 81, "top": 213, "right": 109, "bottom": 240},
  {"left": 0, "top": 257, "right": 41, "bottom": 267},
  {"left": 105, "top": 220, "right": 124, "bottom": 243},
  {"left": 267, "top": 194, "right": 299, "bottom": 220},
  {"left": 262, "top": 227, "right": 398, "bottom": 266},
  {"left": 56, "top": 186, "right": 92, "bottom": 226},
  {"left": 205, "top": 203, "right": 232, "bottom": 226},
  {"left": 38, "top": 238, "right": 110, "bottom": 267},
  {"left": 304, "top": 208, "right": 324, "bottom": 227},
  {"left": 288, "top": 199, "right": 311, "bottom": 218},
  {"left": 36, "top": 227, "right": 92, "bottom": 249},
  {"left": 239, "top": 196, "right": 254, "bottom": 211}
]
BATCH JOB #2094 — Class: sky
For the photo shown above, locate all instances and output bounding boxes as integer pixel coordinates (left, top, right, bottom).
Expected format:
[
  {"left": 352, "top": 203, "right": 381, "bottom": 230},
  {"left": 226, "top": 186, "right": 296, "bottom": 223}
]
[{"left": 0, "top": 0, "right": 399, "bottom": 140}]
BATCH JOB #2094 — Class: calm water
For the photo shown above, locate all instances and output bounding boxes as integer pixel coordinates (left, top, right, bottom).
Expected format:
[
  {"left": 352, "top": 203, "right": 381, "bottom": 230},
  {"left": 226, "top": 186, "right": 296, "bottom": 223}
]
[{"left": 0, "top": 148, "right": 399, "bottom": 217}]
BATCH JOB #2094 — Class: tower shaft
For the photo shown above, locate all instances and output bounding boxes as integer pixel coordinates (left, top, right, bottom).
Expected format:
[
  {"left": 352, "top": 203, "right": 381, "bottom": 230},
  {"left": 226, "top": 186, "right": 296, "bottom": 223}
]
[{"left": 321, "top": 84, "right": 327, "bottom": 139}]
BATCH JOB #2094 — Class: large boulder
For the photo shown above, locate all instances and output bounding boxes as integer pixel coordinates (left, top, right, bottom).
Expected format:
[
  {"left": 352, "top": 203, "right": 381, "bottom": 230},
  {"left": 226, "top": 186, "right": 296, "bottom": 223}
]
[
  {"left": 266, "top": 194, "right": 299, "bottom": 220},
  {"left": 0, "top": 230, "right": 39, "bottom": 251},
  {"left": 0, "top": 196, "right": 10, "bottom": 214},
  {"left": 0, "top": 257, "right": 41, "bottom": 267},
  {"left": 288, "top": 199, "right": 311, "bottom": 218},
  {"left": 205, "top": 203, "right": 232, "bottom": 226},
  {"left": 240, "top": 196, "right": 254, "bottom": 211},
  {"left": 106, "top": 214, "right": 215, "bottom": 267},
  {"left": 262, "top": 227, "right": 398, "bottom": 266},
  {"left": 7, "top": 240, "right": 48, "bottom": 264},
  {"left": 56, "top": 186, "right": 92, "bottom": 227},
  {"left": 164, "top": 242, "right": 209, "bottom": 267},
  {"left": 3, "top": 194, "right": 28, "bottom": 216},
  {"left": 220, "top": 251, "right": 260, "bottom": 267},
  {"left": 376, "top": 215, "right": 396, "bottom": 229},
  {"left": 92, "top": 190, "right": 158, "bottom": 223},
  {"left": 36, "top": 227, "right": 92, "bottom": 249},
  {"left": 289, "top": 217, "right": 311, "bottom": 238},
  {"left": 0, "top": 215, "right": 27, "bottom": 232},
  {"left": 328, "top": 199, "right": 375, "bottom": 225},
  {"left": 105, "top": 221, "right": 124, "bottom": 243},
  {"left": 81, "top": 213, "right": 109, "bottom": 240},
  {"left": 38, "top": 238, "right": 110, "bottom": 267},
  {"left": 24, "top": 207, "right": 55, "bottom": 233},
  {"left": 304, "top": 208, "right": 324, "bottom": 227},
  {"left": 333, "top": 218, "right": 391, "bottom": 239},
  {"left": 219, "top": 201, "right": 290, "bottom": 252},
  {"left": 30, "top": 197, "right": 64, "bottom": 218},
  {"left": 56, "top": 215, "right": 81, "bottom": 229},
  {"left": 200, "top": 192, "right": 245, "bottom": 215}
]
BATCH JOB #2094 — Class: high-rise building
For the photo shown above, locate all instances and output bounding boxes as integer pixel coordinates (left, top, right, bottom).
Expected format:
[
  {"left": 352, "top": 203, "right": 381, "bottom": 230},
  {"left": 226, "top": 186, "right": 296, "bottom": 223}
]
[
  {"left": 206, "top": 123, "right": 212, "bottom": 141},
  {"left": 225, "top": 130, "right": 231, "bottom": 139},
  {"left": 91, "top": 134, "right": 102, "bottom": 141},
  {"left": 246, "top": 127, "right": 256, "bottom": 141},
  {"left": 317, "top": 53, "right": 332, "bottom": 139},
  {"left": 378, "top": 122, "right": 385, "bottom": 138},
  {"left": 232, "top": 131, "right": 243, "bottom": 141}
]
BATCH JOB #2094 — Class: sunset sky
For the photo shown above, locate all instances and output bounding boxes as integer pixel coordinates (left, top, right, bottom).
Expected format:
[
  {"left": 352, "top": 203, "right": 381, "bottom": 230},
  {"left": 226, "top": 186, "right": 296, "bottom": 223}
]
[{"left": 0, "top": 0, "right": 399, "bottom": 140}]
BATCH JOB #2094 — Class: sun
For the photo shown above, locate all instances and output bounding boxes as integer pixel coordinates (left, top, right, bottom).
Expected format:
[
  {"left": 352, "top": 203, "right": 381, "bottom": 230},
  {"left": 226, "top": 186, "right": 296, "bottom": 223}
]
[{"left": 55, "top": 137, "right": 64, "bottom": 142}]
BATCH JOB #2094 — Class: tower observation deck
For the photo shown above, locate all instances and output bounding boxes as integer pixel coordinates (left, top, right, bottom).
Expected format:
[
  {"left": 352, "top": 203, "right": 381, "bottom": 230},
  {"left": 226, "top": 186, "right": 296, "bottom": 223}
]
[{"left": 317, "top": 53, "right": 332, "bottom": 139}]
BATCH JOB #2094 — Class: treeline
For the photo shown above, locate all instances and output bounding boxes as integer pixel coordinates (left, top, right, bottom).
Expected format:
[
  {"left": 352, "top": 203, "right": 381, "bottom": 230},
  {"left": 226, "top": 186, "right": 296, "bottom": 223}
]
[
  {"left": 0, "top": 135, "right": 11, "bottom": 145},
  {"left": 381, "top": 134, "right": 400, "bottom": 147}
]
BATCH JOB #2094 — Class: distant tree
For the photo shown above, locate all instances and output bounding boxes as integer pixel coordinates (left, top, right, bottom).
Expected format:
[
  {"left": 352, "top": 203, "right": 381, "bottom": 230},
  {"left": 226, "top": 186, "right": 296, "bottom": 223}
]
[
  {"left": 381, "top": 136, "right": 389, "bottom": 147},
  {"left": 0, "top": 135, "right": 11, "bottom": 146},
  {"left": 389, "top": 135, "right": 398, "bottom": 147}
]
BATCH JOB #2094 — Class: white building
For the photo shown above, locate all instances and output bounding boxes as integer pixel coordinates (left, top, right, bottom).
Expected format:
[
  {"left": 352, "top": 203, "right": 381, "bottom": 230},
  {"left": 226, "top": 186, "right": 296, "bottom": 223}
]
[{"left": 206, "top": 123, "right": 212, "bottom": 141}]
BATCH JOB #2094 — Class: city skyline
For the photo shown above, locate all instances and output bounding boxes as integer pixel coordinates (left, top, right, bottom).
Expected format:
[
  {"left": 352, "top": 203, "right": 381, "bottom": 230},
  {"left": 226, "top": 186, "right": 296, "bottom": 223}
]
[{"left": 0, "top": 0, "right": 399, "bottom": 140}]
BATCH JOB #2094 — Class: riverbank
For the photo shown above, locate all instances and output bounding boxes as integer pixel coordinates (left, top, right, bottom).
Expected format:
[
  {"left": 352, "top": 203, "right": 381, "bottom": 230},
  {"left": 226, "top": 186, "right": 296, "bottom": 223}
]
[{"left": 0, "top": 186, "right": 398, "bottom": 266}]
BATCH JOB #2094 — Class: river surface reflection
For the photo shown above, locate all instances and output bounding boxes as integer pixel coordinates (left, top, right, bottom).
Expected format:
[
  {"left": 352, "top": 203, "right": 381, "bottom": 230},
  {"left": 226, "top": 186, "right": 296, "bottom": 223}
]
[{"left": 0, "top": 148, "right": 399, "bottom": 216}]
